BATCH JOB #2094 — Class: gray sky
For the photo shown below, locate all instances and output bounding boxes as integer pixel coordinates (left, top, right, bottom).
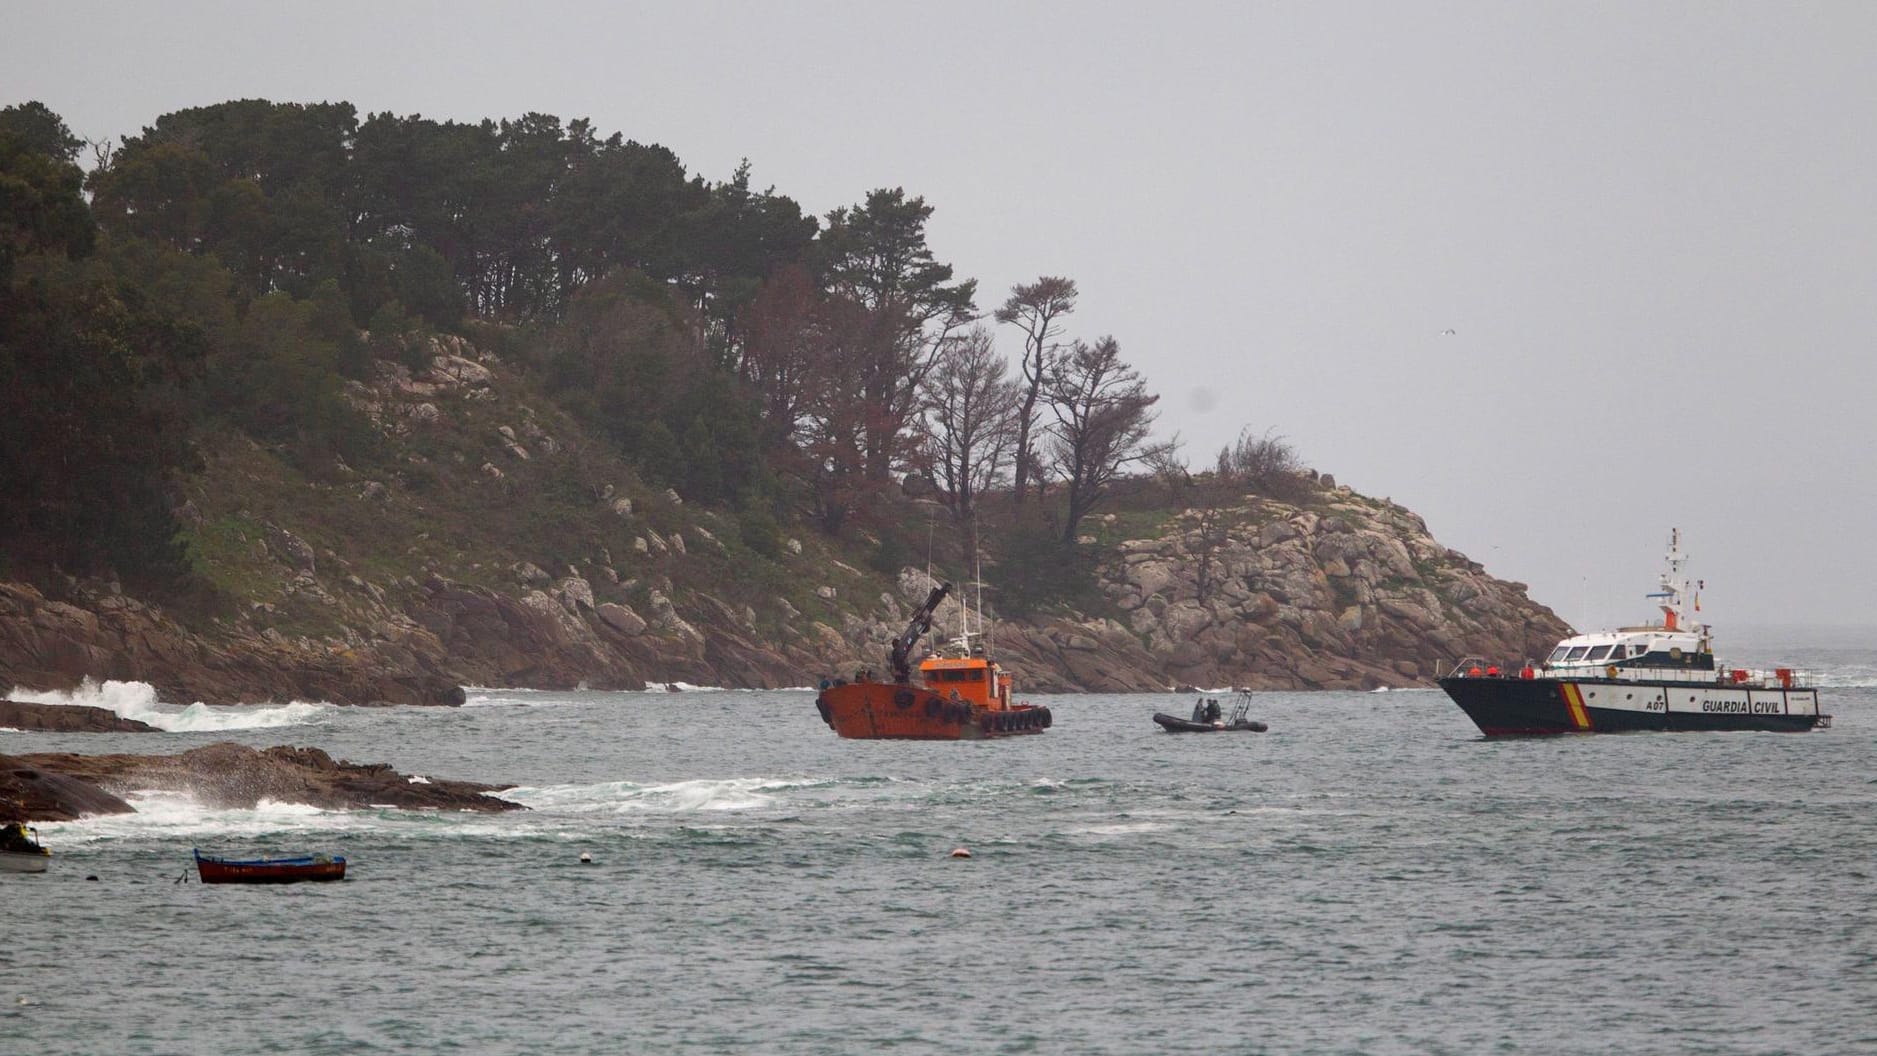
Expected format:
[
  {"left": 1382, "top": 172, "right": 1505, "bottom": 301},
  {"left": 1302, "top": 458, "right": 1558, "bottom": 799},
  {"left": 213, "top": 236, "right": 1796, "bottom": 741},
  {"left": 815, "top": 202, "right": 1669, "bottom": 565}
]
[{"left": 7, "top": 1, "right": 1875, "bottom": 633}]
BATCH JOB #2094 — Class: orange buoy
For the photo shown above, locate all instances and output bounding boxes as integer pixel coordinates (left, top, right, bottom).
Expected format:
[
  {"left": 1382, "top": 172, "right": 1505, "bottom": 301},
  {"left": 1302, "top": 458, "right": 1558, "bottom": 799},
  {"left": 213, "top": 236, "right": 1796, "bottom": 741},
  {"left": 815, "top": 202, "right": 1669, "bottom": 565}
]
[{"left": 949, "top": 847, "right": 972, "bottom": 859}]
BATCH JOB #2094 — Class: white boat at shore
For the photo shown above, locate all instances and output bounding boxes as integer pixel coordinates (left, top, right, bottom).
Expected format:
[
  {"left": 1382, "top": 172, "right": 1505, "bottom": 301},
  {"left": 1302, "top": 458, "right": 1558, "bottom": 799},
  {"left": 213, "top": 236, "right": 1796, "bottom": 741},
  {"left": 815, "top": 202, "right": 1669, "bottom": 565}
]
[{"left": 1, "top": 822, "right": 51, "bottom": 873}]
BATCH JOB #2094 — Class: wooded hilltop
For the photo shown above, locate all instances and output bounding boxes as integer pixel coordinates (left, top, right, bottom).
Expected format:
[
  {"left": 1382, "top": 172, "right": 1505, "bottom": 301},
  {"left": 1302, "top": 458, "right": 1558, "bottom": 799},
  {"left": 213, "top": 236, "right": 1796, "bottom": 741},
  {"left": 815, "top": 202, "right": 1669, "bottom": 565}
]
[{"left": 0, "top": 99, "right": 1568, "bottom": 702}]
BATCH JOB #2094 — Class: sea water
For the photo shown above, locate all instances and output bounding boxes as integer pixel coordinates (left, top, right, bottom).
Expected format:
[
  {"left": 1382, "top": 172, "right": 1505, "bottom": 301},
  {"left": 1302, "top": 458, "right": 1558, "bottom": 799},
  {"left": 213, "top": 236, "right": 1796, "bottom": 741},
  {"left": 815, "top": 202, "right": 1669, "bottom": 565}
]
[{"left": 4, "top": 639, "right": 1875, "bottom": 1054}]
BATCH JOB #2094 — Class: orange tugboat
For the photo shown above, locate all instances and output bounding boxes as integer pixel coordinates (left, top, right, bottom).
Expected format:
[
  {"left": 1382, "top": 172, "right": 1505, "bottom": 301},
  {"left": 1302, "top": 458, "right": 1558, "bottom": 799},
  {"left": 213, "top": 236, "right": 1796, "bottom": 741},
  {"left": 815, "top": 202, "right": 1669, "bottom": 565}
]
[{"left": 814, "top": 582, "right": 1052, "bottom": 739}]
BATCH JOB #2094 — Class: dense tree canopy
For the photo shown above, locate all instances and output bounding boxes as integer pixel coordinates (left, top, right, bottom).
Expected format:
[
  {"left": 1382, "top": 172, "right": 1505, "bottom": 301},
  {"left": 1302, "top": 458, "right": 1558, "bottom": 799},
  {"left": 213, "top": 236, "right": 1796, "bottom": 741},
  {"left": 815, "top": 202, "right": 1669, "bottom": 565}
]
[
  {"left": 0, "top": 97, "right": 1210, "bottom": 604},
  {"left": 0, "top": 103, "right": 201, "bottom": 584}
]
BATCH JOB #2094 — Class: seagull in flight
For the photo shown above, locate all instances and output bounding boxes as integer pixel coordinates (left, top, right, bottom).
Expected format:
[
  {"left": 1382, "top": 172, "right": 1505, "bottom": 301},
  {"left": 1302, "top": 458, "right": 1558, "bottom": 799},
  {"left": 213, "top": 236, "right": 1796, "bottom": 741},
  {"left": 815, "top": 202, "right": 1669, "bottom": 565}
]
[{"left": 1439, "top": 328, "right": 1457, "bottom": 336}]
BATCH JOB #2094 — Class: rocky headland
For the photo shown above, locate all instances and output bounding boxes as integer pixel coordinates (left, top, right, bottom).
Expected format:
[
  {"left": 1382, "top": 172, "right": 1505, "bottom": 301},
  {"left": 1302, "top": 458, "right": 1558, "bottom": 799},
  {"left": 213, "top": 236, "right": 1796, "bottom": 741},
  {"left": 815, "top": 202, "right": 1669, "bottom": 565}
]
[
  {"left": 812, "top": 489, "right": 1567, "bottom": 692},
  {"left": 0, "top": 337, "right": 1568, "bottom": 705}
]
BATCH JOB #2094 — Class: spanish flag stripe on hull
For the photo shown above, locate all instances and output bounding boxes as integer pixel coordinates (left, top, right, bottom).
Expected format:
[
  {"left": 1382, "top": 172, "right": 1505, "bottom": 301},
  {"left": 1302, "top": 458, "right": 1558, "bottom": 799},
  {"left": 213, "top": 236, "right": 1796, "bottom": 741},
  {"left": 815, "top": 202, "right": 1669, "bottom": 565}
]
[{"left": 1560, "top": 683, "right": 1593, "bottom": 730}]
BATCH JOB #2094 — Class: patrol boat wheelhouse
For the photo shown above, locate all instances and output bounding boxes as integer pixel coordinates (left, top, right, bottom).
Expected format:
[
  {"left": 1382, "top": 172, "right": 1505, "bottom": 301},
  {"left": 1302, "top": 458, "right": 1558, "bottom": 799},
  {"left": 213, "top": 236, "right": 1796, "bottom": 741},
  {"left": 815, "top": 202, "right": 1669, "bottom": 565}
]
[{"left": 1440, "top": 530, "right": 1828, "bottom": 736}]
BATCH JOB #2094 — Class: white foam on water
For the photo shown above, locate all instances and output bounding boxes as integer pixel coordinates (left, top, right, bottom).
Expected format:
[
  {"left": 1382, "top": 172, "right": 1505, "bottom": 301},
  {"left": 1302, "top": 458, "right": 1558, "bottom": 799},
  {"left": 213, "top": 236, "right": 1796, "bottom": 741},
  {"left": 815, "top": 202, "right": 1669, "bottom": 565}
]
[
  {"left": 40, "top": 789, "right": 544, "bottom": 846},
  {"left": 462, "top": 687, "right": 553, "bottom": 707},
  {"left": 40, "top": 790, "right": 349, "bottom": 845},
  {"left": 646, "top": 681, "right": 727, "bottom": 693},
  {"left": 1072, "top": 821, "right": 1175, "bottom": 837},
  {"left": 8, "top": 678, "right": 329, "bottom": 731},
  {"left": 502, "top": 776, "right": 817, "bottom": 814}
]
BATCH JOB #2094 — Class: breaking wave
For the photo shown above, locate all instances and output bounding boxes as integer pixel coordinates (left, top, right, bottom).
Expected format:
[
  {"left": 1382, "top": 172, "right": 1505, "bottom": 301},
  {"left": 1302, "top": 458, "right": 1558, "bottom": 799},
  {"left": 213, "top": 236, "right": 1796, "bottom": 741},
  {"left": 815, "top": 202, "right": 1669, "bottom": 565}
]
[
  {"left": 502, "top": 776, "right": 824, "bottom": 814},
  {"left": 7, "top": 678, "right": 330, "bottom": 732},
  {"left": 40, "top": 790, "right": 344, "bottom": 845},
  {"left": 39, "top": 789, "right": 531, "bottom": 846},
  {"left": 462, "top": 688, "right": 554, "bottom": 707}
]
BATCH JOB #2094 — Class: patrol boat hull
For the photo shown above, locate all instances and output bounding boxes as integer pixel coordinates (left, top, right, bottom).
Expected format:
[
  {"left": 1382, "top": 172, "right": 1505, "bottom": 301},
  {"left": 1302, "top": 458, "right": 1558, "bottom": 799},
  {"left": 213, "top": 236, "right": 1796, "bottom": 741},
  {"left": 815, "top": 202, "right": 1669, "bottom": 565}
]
[
  {"left": 1439, "top": 674, "right": 1824, "bottom": 737},
  {"left": 1441, "top": 530, "right": 1828, "bottom": 737}
]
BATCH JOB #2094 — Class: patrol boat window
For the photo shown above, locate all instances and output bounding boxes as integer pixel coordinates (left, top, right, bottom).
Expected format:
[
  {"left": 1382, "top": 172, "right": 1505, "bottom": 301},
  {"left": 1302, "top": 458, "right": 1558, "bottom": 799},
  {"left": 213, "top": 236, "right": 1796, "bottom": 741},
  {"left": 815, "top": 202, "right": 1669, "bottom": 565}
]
[
  {"left": 1564, "top": 646, "right": 1590, "bottom": 661},
  {"left": 1587, "top": 645, "right": 1614, "bottom": 662},
  {"left": 1548, "top": 647, "right": 1570, "bottom": 662}
]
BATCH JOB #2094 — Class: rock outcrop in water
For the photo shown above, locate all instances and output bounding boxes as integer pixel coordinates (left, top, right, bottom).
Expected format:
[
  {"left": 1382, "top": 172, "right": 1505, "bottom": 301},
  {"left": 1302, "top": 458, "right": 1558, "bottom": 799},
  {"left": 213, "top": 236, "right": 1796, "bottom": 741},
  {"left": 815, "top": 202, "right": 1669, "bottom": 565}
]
[
  {"left": 0, "top": 698, "right": 159, "bottom": 733},
  {"left": 0, "top": 755, "right": 135, "bottom": 821},
  {"left": 0, "top": 742, "right": 521, "bottom": 821}
]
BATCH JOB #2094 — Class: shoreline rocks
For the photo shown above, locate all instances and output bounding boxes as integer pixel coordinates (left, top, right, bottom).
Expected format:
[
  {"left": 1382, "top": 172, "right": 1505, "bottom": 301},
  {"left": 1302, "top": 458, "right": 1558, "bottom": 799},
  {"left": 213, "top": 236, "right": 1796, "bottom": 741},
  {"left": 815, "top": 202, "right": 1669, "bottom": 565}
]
[
  {"left": 0, "top": 484, "right": 1569, "bottom": 697},
  {"left": 0, "top": 699, "right": 158, "bottom": 733},
  {"left": 814, "top": 494, "right": 1570, "bottom": 692},
  {"left": 1, "top": 742, "right": 522, "bottom": 822},
  {"left": 0, "top": 581, "right": 466, "bottom": 708}
]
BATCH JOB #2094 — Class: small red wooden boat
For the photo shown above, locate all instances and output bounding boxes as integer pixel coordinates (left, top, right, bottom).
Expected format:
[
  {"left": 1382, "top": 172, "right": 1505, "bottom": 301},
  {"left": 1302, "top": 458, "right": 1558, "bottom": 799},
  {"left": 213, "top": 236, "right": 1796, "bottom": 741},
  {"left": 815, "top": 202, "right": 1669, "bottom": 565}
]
[{"left": 193, "top": 848, "right": 347, "bottom": 884}]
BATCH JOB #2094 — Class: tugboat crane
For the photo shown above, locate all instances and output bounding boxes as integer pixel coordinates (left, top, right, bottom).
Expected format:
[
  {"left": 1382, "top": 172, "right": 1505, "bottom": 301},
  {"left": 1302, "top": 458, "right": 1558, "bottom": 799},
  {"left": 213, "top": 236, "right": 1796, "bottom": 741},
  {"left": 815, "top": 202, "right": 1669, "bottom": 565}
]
[{"left": 889, "top": 582, "right": 952, "bottom": 684}]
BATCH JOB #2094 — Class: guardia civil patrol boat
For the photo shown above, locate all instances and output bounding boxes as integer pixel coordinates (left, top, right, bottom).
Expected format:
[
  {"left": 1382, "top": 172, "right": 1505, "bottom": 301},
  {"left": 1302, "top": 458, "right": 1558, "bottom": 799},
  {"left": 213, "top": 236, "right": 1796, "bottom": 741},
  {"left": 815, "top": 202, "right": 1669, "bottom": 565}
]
[{"left": 1440, "top": 530, "right": 1828, "bottom": 736}]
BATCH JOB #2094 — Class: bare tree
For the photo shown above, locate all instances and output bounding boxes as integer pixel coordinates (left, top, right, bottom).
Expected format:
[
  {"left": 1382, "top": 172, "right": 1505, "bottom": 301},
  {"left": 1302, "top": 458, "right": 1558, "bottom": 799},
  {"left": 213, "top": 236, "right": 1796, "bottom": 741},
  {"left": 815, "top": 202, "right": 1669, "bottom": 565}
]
[
  {"left": 740, "top": 263, "right": 820, "bottom": 445},
  {"left": 1217, "top": 426, "right": 1308, "bottom": 500},
  {"left": 1142, "top": 450, "right": 1231, "bottom": 602},
  {"left": 793, "top": 294, "right": 879, "bottom": 535},
  {"left": 919, "top": 326, "right": 1018, "bottom": 572},
  {"left": 994, "top": 276, "right": 1077, "bottom": 509},
  {"left": 1043, "top": 336, "right": 1176, "bottom": 544},
  {"left": 1188, "top": 471, "right": 1238, "bottom": 605}
]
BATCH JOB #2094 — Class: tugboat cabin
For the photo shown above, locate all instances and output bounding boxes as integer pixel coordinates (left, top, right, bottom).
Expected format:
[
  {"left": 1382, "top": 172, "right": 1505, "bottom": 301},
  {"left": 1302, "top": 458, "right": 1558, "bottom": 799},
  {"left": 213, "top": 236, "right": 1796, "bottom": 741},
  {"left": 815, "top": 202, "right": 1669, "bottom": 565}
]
[{"left": 918, "top": 641, "right": 1013, "bottom": 710}]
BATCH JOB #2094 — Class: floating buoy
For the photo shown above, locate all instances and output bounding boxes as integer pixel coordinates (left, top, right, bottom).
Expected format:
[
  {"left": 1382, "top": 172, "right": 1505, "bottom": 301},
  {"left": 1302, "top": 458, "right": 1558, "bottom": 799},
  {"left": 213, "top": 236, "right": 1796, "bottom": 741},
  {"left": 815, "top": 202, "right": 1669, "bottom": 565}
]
[
  {"left": 579, "top": 852, "right": 593, "bottom": 864},
  {"left": 949, "top": 847, "right": 972, "bottom": 859},
  {"left": 86, "top": 875, "right": 99, "bottom": 882}
]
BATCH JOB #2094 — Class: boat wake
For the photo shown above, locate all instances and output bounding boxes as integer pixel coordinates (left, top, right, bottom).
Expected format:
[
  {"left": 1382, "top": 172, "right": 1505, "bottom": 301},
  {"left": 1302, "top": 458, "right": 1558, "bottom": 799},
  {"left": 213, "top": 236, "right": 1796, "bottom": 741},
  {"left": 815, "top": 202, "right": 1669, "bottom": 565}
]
[
  {"left": 1805, "top": 670, "right": 1877, "bottom": 689},
  {"left": 8, "top": 679, "right": 330, "bottom": 731}
]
